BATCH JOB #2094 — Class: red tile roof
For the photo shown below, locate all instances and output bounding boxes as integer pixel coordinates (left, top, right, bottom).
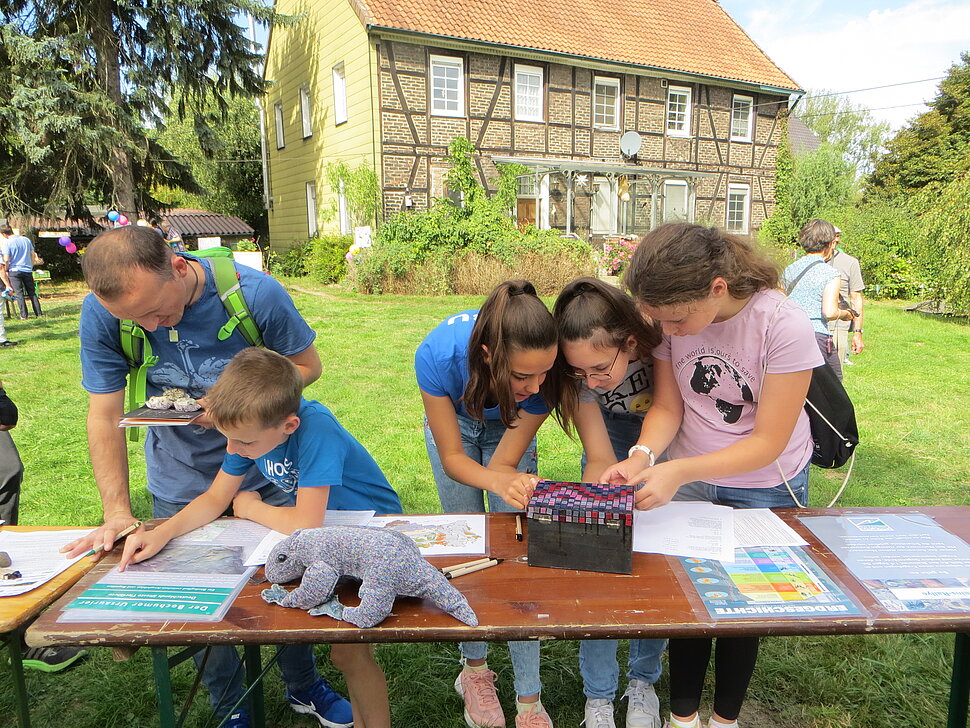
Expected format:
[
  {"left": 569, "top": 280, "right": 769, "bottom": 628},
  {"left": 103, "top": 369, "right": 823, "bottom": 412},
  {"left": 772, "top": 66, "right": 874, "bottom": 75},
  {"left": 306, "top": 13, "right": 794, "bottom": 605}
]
[{"left": 353, "top": 0, "right": 800, "bottom": 91}]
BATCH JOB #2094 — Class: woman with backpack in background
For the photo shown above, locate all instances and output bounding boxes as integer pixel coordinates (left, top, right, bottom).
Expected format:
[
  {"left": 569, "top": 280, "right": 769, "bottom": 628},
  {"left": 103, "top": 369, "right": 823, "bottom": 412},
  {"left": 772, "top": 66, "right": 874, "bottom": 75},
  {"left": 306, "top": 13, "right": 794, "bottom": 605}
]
[{"left": 601, "top": 223, "right": 821, "bottom": 728}]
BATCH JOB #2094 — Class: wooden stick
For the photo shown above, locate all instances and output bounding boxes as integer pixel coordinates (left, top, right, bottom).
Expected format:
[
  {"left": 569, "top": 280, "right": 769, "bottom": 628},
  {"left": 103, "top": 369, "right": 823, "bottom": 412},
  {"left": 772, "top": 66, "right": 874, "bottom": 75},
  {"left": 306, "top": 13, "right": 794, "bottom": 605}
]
[{"left": 515, "top": 514, "right": 523, "bottom": 541}]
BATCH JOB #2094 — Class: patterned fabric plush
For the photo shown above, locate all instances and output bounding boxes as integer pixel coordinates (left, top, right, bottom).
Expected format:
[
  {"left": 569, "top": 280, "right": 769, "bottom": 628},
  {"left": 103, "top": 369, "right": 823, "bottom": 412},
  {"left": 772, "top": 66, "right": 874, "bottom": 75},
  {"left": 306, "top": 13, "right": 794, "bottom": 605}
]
[{"left": 261, "top": 525, "right": 479, "bottom": 628}]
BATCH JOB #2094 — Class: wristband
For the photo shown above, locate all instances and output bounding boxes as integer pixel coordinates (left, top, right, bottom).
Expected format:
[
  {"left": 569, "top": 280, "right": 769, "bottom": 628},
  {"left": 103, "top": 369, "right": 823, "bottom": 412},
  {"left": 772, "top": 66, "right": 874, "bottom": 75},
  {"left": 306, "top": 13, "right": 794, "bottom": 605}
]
[
  {"left": 855, "top": 329, "right": 864, "bottom": 333},
  {"left": 628, "top": 445, "right": 656, "bottom": 467}
]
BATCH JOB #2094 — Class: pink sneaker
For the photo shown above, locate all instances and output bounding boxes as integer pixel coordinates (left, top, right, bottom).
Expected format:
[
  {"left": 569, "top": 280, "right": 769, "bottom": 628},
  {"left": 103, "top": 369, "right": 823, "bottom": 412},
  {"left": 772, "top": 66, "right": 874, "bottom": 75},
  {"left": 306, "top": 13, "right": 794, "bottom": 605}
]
[
  {"left": 515, "top": 703, "right": 554, "bottom": 728},
  {"left": 455, "top": 669, "right": 506, "bottom": 727}
]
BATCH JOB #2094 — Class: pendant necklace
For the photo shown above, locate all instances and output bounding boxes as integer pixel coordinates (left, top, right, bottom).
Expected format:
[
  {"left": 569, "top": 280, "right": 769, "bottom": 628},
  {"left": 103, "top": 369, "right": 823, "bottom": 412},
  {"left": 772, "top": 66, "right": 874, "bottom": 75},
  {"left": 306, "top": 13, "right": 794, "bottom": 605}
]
[{"left": 169, "top": 262, "right": 202, "bottom": 342}]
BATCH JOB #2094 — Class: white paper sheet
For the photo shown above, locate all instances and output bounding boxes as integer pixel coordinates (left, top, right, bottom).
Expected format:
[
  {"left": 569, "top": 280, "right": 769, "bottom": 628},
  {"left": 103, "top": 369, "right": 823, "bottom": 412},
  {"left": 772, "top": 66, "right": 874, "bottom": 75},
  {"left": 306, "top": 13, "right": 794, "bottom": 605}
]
[
  {"left": 734, "top": 509, "right": 808, "bottom": 547},
  {"left": 633, "top": 501, "right": 735, "bottom": 562},
  {"left": 244, "top": 510, "right": 376, "bottom": 566},
  {"left": 370, "top": 514, "right": 487, "bottom": 556},
  {"left": 0, "top": 529, "right": 95, "bottom": 597}
]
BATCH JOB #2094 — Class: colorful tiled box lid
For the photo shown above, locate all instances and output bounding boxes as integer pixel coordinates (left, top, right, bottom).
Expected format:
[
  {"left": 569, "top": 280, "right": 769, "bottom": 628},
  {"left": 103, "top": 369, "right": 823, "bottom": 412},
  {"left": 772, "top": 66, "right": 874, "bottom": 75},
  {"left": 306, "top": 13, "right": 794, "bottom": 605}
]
[{"left": 527, "top": 480, "right": 634, "bottom": 526}]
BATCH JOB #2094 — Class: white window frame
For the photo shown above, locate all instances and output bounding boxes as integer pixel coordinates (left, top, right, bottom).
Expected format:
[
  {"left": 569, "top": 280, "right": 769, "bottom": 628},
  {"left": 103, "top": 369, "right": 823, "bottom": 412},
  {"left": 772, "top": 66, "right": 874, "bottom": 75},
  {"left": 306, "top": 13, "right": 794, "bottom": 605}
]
[
  {"left": 731, "top": 94, "right": 753, "bottom": 142},
  {"left": 663, "top": 179, "right": 690, "bottom": 222},
  {"left": 593, "top": 76, "right": 620, "bottom": 130},
  {"left": 338, "top": 180, "right": 351, "bottom": 234},
  {"left": 726, "top": 183, "right": 750, "bottom": 234},
  {"left": 332, "top": 63, "right": 348, "bottom": 125},
  {"left": 306, "top": 181, "right": 318, "bottom": 237},
  {"left": 274, "top": 101, "right": 285, "bottom": 149},
  {"left": 666, "top": 86, "right": 692, "bottom": 137},
  {"left": 430, "top": 55, "right": 464, "bottom": 118},
  {"left": 514, "top": 64, "right": 544, "bottom": 122},
  {"left": 300, "top": 85, "right": 313, "bottom": 138}
]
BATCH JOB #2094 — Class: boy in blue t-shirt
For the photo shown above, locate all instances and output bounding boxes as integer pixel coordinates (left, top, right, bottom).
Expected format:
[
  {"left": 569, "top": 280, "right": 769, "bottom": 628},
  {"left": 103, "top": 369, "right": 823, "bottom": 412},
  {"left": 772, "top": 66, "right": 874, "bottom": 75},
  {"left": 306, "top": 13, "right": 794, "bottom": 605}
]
[{"left": 120, "top": 347, "right": 401, "bottom": 728}]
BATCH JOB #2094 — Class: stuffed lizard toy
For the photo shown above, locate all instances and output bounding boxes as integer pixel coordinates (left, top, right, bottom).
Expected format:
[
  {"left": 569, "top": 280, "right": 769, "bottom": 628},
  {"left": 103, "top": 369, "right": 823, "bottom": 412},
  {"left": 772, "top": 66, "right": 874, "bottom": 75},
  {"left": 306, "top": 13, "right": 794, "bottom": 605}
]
[{"left": 261, "top": 525, "right": 479, "bottom": 628}]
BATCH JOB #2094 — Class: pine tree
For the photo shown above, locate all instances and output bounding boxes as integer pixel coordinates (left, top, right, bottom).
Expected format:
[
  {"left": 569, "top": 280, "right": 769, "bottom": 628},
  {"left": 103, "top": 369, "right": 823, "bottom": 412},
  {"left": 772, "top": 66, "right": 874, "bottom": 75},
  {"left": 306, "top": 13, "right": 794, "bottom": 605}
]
[{"left": 0, "top": 1, "right": 287, "bottom": 218}]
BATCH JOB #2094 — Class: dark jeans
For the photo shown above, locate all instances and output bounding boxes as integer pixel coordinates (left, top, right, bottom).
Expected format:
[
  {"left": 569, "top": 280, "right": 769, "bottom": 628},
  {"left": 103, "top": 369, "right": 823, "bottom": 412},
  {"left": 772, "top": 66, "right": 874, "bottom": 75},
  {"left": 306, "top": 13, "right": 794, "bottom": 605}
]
[
  {"left": 9, "top": 272, "right": 41, "bottom": 319},
  {"left": 815, "top": 331, "right": 842, "bottom": 382}
]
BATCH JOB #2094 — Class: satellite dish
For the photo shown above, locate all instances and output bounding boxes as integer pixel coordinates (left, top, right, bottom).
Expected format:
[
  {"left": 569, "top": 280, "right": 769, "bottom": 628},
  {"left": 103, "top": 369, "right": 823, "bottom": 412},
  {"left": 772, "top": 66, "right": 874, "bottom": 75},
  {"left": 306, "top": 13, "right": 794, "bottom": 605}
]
[{"left": 619, "top": 131, "right": 642, "bottom": 158}]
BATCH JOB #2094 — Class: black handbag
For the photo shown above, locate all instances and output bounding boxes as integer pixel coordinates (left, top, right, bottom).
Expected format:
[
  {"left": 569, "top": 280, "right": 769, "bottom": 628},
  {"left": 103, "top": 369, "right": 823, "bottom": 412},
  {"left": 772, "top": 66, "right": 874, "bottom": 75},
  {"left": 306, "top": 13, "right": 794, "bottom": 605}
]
[{"left": 804, "top": 362, "right": 859, "bottom": 468}]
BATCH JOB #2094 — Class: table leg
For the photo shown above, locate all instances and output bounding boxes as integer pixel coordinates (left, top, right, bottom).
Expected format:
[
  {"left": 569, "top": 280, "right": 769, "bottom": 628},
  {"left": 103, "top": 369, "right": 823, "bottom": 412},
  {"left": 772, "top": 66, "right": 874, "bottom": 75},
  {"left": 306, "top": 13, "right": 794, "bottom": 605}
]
[
  {"left": 151, "top": 647, "right": 178, "bottom": 728},
  {"left": 3, "top": 631, "right": 30, "bottom": 728},
  {"left": 949, "top": 633, "right": 970, "bottom": 728},
  {"left": 244, "top": 646, "right": 266, "bottom": 728}
]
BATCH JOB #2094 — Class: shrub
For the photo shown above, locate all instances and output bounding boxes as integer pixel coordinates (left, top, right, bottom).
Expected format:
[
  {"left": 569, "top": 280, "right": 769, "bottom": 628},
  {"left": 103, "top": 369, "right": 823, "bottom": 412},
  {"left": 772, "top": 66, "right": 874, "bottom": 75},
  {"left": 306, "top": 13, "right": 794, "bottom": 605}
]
[
  {"left": 267, "top": 241, "right": 312, "bottom": 278},
  {"left": 451, "top": 250, "right": 595, "bottom": 296},
  {"left": 306, "top": 234, "right": 353, "bottom": 284},
  {"left": 600, "top": 237, "right": 639, "bottom": 276},
  {"left": 32, "top": 233, "right": 83, "bottom": 280}
]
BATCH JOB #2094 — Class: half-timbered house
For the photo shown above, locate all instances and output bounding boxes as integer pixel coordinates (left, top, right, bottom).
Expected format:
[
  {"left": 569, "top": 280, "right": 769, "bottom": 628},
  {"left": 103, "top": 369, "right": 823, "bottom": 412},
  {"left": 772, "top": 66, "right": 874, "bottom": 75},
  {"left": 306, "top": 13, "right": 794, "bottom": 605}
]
[{"left": 263, "top": 0, "right": 802, "bottom": 248}]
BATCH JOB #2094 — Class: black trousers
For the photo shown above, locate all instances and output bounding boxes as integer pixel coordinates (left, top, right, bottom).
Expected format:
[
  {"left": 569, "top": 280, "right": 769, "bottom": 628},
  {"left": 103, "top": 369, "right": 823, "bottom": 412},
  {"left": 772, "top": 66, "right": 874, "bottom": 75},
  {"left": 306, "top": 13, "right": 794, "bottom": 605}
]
[
  {"left": 668, "top": 636, "right": 760, "bottom": 721},
  {"left": 0, "top": 431, "right": 23, "bottom": 524},
  {"left": 9, "top": 271, "right": 42, "bottom": 319}
]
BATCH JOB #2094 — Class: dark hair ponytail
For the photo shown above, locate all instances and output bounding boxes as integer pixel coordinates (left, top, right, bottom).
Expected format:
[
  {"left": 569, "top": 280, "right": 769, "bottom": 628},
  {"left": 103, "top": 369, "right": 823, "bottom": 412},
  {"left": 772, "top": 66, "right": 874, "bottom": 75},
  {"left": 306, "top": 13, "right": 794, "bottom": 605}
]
[
  {"left": 464, "top": 280, "right": 557, "bottom": 427},
  {"left": 549, "top": 277, "right": 661, "bottom": 433},
  {"left": 624, "top": 223, "right": 779, "bottom": 307}
]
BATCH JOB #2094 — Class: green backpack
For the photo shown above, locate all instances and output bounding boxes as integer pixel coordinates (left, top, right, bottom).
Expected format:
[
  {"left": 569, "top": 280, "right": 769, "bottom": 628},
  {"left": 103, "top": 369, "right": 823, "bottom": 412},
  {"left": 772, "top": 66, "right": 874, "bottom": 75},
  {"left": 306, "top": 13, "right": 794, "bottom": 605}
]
[{"left": 119, "top": 250, "right": 264, "bottom": 441}]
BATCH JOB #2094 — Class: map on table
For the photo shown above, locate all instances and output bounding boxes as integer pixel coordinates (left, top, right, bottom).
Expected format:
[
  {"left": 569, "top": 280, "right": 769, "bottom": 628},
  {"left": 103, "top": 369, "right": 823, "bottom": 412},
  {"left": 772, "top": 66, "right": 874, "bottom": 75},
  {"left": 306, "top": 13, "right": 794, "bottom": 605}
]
[
  {"left": 679, "top": 545, "right": 861, "bottom": 619},
  {"left": 370, "top": 514, "right": 487, "bottom": 556}
]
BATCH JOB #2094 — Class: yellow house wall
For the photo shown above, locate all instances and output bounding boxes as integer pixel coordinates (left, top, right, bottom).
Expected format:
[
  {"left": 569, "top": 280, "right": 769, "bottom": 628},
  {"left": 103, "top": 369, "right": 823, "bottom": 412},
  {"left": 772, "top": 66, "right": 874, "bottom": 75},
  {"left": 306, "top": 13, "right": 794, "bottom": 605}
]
[{"left": 264, "top": 0, "right": 379, "bottom": 250}]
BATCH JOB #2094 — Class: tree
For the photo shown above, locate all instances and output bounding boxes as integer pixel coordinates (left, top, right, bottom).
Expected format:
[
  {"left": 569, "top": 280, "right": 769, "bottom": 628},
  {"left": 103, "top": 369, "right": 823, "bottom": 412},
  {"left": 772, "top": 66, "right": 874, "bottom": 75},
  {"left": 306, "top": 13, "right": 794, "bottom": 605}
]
[
  {"left": 867, "top": 52, "right": 970, "bottom": 199},
  {"left": 154, "top": 94, "right": 267, "bottom": 237},
  {"left": 0, "top": 1, "right": 287, "bottom": 218},
  {"left": 796, "top": 92, "right": 890, "bottom": 176}
]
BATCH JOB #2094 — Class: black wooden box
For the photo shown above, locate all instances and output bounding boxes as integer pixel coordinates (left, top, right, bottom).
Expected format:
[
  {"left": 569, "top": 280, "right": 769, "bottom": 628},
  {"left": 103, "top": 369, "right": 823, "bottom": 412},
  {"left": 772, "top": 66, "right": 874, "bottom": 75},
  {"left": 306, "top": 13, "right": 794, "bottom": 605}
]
[{"left": 526, "top": 480, "right": 634, "bottom": 574}]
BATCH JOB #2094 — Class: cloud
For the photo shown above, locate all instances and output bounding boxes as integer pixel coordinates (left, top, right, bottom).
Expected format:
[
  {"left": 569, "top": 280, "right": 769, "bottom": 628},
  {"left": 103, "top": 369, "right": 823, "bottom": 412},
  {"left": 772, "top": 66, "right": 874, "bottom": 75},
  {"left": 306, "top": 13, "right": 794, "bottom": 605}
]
[{"left": 722, "top": 0, "right": 970, "bottom": 129}]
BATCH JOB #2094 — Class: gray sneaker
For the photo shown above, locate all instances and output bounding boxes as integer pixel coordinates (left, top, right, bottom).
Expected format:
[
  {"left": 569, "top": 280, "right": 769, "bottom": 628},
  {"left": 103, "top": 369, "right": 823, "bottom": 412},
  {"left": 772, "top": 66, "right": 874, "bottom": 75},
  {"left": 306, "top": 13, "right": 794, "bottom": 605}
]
[
  {"left": 583, "top": 699, "right": 616, "bottom": 728},
  {"left": 623, "top": 680, "right": 661, "bottom": 728}
]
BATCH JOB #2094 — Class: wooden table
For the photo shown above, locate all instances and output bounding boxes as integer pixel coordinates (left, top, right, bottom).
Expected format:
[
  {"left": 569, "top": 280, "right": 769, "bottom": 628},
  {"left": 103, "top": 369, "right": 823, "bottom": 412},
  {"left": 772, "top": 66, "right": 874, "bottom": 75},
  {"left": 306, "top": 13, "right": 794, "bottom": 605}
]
[
  {"left": 1, "top": 526, "right": 96, "bottom": 728},
  {"left": 26, "top": 508, "right": 970, "bottom": 728}
]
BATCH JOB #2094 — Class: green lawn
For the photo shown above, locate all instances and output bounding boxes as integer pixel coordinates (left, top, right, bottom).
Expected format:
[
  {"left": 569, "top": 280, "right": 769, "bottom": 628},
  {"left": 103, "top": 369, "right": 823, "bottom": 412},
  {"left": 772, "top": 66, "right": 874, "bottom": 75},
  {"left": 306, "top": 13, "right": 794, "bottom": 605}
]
[{"left": 1, "top": 281, "right": 968, "bottom": 728}]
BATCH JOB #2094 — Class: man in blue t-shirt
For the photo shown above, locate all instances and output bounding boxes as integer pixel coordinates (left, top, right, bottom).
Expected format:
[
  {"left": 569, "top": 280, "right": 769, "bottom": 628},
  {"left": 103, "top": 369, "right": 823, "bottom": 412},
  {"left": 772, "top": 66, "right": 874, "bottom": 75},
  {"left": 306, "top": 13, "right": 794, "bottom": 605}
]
[
  {"left": 0, "top": 226, "right": 42, "bottom": 320},
  {"left": 64, "top": 226, "right": 336, "bottom": 728}
]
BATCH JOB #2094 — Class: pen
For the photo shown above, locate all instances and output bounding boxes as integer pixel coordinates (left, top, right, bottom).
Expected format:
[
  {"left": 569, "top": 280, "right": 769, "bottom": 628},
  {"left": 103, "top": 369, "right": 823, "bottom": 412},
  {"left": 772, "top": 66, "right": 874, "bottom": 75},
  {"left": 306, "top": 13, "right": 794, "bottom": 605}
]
[
  {"left": 444, "top": 558, "right": 503, "bottom": 579},
  {"left": 85, "top": 521, "right": 142, "bottom": 557},
  {"left": 515, "top": 514, "right": 523, "bottom": 541},
  {"left": 440, "top": 557, "right": 492, "bottom": 576}
]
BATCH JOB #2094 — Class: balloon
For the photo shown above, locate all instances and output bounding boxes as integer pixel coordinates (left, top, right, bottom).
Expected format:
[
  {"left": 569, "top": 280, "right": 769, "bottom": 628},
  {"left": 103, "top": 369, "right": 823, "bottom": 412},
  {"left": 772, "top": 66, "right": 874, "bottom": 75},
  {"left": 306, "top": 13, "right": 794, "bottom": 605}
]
[
  {"left": 65, "top": 243, "right": 77, "bottom": 254},
  {"left": 107, "top": 210, "right": 120, "bottom": 221},
  {"left": 117, "top": 215, "right": 129, "bottom": 225},
  {"left": 58, "top": 235, "right": 71, "bottom": 246}
]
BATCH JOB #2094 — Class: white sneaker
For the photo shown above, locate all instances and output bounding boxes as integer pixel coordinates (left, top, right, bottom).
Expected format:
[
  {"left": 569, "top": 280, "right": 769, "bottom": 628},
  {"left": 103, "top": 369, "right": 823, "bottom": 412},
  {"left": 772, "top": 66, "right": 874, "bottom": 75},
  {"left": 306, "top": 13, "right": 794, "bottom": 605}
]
[
  {"left": 582, "top": 699, "right": 616, "bottom": 728},
  {"left": 623, "top": 680, "right": 661, "bottom": 728}
]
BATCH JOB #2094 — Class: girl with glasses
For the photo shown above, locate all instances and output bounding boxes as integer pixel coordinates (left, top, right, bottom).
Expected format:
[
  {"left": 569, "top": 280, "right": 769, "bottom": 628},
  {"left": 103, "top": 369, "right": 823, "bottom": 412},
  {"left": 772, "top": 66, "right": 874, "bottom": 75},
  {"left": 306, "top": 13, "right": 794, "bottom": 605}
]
[
  {"left": 415, "top": 279, "right": 557, "bottom": 728},
  {"left": 548, "top": 276, "right": 665, "bottom": 728},
  {"left": 605, "top": 223, "right": 820, "bottom": 728}
]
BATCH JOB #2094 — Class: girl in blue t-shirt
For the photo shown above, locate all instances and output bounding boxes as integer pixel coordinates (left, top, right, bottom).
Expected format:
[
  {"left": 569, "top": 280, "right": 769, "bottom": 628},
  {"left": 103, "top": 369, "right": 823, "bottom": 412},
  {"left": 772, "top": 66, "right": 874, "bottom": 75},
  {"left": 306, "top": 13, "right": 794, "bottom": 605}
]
[
  {"left": 549, "top": 277, "right": 665, "bottom": 728},
  {"left": 414, "top": 280, "right": 557, "bottom": 728}
]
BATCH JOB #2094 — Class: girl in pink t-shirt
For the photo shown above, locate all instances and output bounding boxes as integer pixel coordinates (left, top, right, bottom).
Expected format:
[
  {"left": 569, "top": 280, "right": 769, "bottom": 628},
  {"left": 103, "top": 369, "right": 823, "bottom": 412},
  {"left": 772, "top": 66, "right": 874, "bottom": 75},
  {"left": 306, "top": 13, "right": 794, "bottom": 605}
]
[{"left": 602, "top": 223, "right": 821, "bottom": 728}]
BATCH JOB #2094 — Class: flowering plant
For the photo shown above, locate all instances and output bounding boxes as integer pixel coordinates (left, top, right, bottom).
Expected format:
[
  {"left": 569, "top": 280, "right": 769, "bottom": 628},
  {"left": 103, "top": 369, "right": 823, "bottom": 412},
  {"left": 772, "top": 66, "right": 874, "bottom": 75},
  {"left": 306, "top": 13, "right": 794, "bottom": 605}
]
[{"left": 601, "top": 236, "right": 639, "bottom": 275}]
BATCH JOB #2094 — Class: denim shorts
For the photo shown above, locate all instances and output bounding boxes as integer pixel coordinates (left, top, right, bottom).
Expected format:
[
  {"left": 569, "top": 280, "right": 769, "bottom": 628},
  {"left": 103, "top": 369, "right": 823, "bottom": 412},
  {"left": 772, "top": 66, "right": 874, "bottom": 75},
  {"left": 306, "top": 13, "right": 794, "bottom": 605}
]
[{"left": 672, "top": 460, "right": 810, "bottom": 508}]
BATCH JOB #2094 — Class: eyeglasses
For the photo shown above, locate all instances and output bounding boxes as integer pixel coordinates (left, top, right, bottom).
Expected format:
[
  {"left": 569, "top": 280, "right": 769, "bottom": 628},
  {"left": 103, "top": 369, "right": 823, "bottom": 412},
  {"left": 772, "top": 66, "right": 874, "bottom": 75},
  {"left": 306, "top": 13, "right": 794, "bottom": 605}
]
[{"left": 567, "top": 347, "right": 622, "bottom": 382}]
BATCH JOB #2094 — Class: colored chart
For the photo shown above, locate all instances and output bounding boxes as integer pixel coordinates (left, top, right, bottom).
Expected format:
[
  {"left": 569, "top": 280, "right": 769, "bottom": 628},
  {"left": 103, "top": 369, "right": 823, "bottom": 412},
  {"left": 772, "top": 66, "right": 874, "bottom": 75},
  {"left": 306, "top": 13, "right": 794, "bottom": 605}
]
[{"left": 680, "top": 546, "right": 861, "bottom": 619}]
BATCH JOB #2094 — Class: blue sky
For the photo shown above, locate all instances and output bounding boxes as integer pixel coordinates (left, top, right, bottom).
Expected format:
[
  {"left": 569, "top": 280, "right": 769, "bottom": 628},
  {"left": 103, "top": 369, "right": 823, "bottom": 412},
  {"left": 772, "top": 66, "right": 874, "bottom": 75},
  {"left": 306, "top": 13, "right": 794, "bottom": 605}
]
[{"left": 719, "top": 0, "right": 970, "bottom": 129}]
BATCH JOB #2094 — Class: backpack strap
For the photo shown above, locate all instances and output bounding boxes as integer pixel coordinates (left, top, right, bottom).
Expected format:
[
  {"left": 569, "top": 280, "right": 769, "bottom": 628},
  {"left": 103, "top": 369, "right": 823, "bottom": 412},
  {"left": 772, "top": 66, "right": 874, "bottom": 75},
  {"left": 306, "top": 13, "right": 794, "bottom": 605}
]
[
  {"left": 209, "top": 256, "right": 263, "bottom": 347},
  {"left": 119, "top": 319, "right": 159, "bottom": 443}
]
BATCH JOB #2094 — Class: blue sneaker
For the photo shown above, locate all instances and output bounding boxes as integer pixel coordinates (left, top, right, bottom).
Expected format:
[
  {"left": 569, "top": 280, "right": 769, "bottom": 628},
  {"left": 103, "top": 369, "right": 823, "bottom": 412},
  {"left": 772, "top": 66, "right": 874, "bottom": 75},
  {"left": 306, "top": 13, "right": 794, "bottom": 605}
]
[
  {"left": 286, "top": 678, "right": 354, "bottom": 727},
  {"left": 221, "top": 707, "right": 249, "bottom": 728}
]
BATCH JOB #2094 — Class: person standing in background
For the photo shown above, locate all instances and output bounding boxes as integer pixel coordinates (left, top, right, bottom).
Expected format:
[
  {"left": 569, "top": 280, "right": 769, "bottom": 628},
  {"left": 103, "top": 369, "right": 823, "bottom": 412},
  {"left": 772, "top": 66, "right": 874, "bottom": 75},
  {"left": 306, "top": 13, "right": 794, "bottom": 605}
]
[
  {"left": 826, "top": 227, "right": 865, "bottom": 367},
  {"left": 0, "top": 226, "right": 43, "bottom": 321}
]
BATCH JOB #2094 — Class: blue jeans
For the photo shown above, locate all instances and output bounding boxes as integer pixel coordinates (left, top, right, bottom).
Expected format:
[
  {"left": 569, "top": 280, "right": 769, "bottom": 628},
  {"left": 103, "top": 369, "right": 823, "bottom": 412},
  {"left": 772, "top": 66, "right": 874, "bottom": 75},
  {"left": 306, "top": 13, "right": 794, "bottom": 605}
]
[
  {"left": 424, "top": 414, "right": 542, "bottom": 697},
  {"left": 671, "top": 461, "right": 810, "bottom": 508},
  {"left": 153, "top": 482, "right": 320, "bottom": 716},
  {"left": 580, "top": 408, "right": 666, "bottom": 699}
]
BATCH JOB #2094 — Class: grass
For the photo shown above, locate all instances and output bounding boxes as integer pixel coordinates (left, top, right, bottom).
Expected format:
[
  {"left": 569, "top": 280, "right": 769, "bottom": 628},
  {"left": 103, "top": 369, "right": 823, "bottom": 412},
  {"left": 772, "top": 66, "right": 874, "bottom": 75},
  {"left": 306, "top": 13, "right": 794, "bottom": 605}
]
[{"left": 1, "top": 280, "right": 968, "bottom": 728}]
